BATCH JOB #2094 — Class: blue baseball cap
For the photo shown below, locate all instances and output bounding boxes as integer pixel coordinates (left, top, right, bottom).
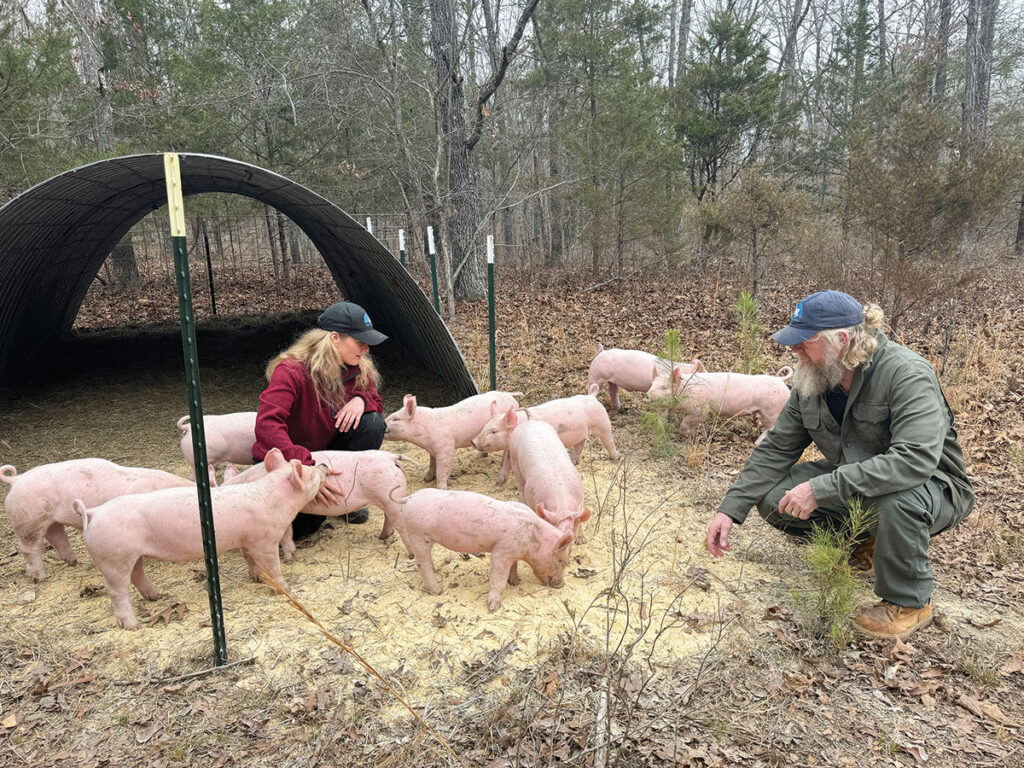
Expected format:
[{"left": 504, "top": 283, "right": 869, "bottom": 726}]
[
  {"left": 771, "top": 290, "right": 864, "bottom": 346},
  {"left": 317, "top": 301, "right": 388, "bottom": 345}
]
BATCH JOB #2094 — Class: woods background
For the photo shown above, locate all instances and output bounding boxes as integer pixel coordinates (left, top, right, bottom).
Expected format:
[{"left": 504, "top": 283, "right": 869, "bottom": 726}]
[{"left": 2, "top": 0, "right": 1022, "bottom": 327}]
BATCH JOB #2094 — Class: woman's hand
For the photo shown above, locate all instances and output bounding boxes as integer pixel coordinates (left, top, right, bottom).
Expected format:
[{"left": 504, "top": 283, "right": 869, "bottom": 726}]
[
  {"left": 313, "top": 467, "right": 345, "bottom": 507},
  {"left": 335, "top": 397, "right": 366, "bottom": 433}
]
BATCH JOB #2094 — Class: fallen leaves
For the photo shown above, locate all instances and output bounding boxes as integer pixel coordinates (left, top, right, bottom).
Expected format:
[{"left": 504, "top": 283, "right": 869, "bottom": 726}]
[
  {"left": 955, "top": 694, "right": 1019, "bottom": 727},
  {"left": 1000, "top": 647, "right": 1024, "bottom": 676},
  {"left": 144, "top": 602, "right": 189, "bottom": 626}
]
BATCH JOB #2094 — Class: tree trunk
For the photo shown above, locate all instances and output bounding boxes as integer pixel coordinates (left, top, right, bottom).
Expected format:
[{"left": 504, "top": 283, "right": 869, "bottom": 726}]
[
  {"left": 72, "top": 0, "right": 113, "bottom": 152},
  {"left": 430, "top": 0, "right": 484, "bottom": 301},
  {"left": 963, "top": 0, "right": 1000, "bottom": 146},
  {"left": 675, "top": 0, "right": 693, "bottom": 83},
  {"left": 288, "top": 222, "right": 303, "bottom": 265},
  {"left": 547, "top": 143, "right": 564, "bottom": 269},
  {"left": 263, "top": 206, "right": 280, "bottom": 281},
  {"left": 877, "top": 0, "right": 887, "bottom": 72},
  {"left": 1015, "top": 192, "right": 1024, "bottom": 256},
  {"left": 668, "top": 0, "right": 679, "bottom": 87},
  {"left": 275, "top": 209, "right": 291, "bottom": 282},
  {"left": 933, "top": 0, "right": 952, "bottom": 99},
  {"left": 111, "top": 237, "right": 140, "bottom": 290}
]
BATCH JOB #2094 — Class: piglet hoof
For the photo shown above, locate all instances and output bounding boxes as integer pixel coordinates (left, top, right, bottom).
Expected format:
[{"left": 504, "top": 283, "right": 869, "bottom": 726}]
[
  {"left": 423, "top": 583, "right": 443, "bottom": 596},
  {"left": 141, "top": 589, "right": 162, "bottom": 602},
  {"left": 117, "top": 616, "right": 140, "bottom": 631},
  {"left": 487, "top": 594, "right": 503, "bottom": 612}
]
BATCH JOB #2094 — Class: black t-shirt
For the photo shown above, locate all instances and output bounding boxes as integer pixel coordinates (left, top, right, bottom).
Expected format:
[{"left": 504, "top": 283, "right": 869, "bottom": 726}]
[{"left": 825, "top": 386, "right": 848, "bottom": 425}]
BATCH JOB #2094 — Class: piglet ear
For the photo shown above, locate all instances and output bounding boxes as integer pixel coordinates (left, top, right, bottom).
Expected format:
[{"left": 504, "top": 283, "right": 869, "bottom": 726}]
[
  {"left": 264, "top": 447, "right": 286, "bottom": 472},
  {"left": 535, "top": 503, "right": 554, "bottom": 524},
  {"left": 578, "top": 506, "right": 592, "bottom": 523},
  {"left": 555, "top": 531, "right": 574, "bottom": 551},
  {"left": 490, "top": 400, "right": 499, "bottom": 417},
  {"left": 672, "top": 366, "right": 683, "bottom": 382},
  {"left": 651, "top": 363, "right": 660, "bottom": 381},
  {"left": 404, "top": 394, "right": 417, "bottom": 415},
  {"left": 288, "top": 459, "right": 304, "bottom": 489},
  {"left": 693, "top": 357, "right": 705, "bottom": 372},
  {"left": 504, "top": 406, "right": 518, "bottom": 428},
  {"left": 588, "top": 383, "right": 599, "bottom": 397}
]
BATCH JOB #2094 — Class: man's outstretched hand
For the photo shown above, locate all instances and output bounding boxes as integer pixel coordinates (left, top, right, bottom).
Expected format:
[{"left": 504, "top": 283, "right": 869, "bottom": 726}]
[{"left": 706, "top": 512, "right": 734, "bottom": 557}]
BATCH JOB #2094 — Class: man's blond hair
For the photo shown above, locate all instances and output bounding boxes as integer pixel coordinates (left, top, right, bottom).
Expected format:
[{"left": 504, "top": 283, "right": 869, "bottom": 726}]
[
  {"left": 266, "top": 329, "right": 380, "bottom": 407},
  {"left": 819, "top": 304, "right": 884, "bottom": 369}
]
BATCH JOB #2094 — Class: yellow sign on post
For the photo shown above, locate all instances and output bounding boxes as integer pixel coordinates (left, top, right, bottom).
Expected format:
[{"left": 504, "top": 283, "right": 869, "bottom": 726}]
[{"left": 163, "top": 153, "right": 186, "bottom": 237}]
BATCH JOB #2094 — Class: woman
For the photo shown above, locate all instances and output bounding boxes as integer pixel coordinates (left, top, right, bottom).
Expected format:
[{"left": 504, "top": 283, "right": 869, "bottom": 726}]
[{"left": 253, "top": 301, "right": 387, "bottom": 538}]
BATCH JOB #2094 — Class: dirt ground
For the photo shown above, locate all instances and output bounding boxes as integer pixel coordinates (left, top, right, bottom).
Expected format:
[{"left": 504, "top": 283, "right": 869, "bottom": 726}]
[{"left": 1, "top": 262, "right": 1022, "bottom": 767}]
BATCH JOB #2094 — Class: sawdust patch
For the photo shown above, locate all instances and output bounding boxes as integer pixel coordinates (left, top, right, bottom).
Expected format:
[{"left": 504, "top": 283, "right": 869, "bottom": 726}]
[{"left": 0, "top": 326, "right": 773, "bottom": 718}]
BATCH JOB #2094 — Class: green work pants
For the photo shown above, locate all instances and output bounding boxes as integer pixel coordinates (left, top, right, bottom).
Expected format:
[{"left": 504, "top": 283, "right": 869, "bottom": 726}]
[{"left": 754, "top": 460, "right": 963, "bottom": 609}]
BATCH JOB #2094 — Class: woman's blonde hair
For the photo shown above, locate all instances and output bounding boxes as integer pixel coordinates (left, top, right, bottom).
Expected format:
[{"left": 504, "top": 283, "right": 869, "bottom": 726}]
[
  {"left": 820, "top": 303, "right": 884, "bottom": 369},
  {"left": 265, "top": 329, "right": 380, "bottom": 407}
]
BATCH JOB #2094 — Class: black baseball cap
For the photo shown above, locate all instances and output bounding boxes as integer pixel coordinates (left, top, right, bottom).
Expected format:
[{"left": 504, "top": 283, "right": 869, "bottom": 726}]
[
  {"left": 317, "top": 301, "right": 388, "bottom": 345},
  {"left": 771, "top": 290, "right": 864, "bottom": 346}
]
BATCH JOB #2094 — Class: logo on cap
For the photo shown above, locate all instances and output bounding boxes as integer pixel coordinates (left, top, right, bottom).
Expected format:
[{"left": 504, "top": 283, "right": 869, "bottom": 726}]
[
  {"left": 792, "top": 302, "right": 803, "bottom": 321},
  {"left": 363, "top": 312, "right": 371, "bottom": 327}
]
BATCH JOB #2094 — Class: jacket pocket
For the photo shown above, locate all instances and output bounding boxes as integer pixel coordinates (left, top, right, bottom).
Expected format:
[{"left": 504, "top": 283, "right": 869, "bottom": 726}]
[
  {"left": 851, "top": 402, "right": 891, "bottom": 451},
  {"left": 802, "top": 409, "right": 839, "bottom": 464}
]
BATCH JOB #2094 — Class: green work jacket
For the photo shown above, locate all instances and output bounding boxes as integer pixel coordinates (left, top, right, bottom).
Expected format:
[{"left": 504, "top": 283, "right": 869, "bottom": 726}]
[{"left": 717, "top": 333, "right": 975, "bottom": 525}]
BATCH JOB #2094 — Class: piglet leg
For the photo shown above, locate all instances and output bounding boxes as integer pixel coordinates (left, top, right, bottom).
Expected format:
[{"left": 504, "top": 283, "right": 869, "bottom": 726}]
[
  {"left": 17, "top": 533, "right": 46, "bottom": 582},
  {"left": 487, "top": 553, "right": 515, "bottom": 611},
  {"left": 45, "top": 523, "right": 78, "bottom": 565},
  {"left": 279, "top": 529, "right": 296, "bottom": 563},
  {"left": 408, "top": 539, "right": 442, "bottom": 594},
  {"left": 130, "top": 558, "right": 161, "bottom": 601},
  {"left": 432, "top": 448, "right": 454, "bottom": 490},
  {"left": 507, "top": 560, "right": 520, "bottom": 586},
  {"left": 102, "top": 568, "right": 140, "bottom": 630},
  {"left": 570, "top": 441, "right": 584, "bottom": 464}
]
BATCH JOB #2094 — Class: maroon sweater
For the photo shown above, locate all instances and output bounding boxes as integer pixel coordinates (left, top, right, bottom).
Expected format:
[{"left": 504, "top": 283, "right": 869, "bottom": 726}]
[{"left": 252, "top": 359, "right": 384, "bottom": 465}]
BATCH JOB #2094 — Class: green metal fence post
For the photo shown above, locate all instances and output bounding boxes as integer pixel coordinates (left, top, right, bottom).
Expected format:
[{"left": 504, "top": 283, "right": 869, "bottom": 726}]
[
  {"left": 427, "top": 226, "right": 440, "bottom": 314},
  {"left": 164, "top": 153, "right": 228, "bottom": 667},
  {"left": 487, "top": 235, "right": 496, "bottom": 391}
]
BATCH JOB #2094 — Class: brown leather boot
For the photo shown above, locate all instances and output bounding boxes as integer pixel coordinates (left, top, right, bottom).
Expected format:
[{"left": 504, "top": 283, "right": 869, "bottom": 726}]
[
  {"left": 849, "top": 534, "right": 875, "bottom": 572},
  {"left": 854, "top": 601, "right": 933, "bottom": 640}
]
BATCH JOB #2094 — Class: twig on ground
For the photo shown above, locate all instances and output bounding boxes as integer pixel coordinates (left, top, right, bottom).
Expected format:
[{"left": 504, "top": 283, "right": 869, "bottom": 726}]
[
  {"left": 113, "top": 656, "right": 256, "bottom": 686},
  {"left": 261, "top": 572, "right": 464, "bottom": 766}
]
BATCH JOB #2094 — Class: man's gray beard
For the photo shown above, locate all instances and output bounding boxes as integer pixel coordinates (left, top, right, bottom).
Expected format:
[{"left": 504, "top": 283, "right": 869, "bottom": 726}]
[{"left": 792, "top": 345, "right": 847, "bottom": 398}]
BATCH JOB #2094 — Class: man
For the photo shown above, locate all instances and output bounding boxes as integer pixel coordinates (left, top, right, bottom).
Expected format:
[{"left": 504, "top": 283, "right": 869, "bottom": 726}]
[{"left": 706, "top": 290, "right": 974, "bottom": 640}]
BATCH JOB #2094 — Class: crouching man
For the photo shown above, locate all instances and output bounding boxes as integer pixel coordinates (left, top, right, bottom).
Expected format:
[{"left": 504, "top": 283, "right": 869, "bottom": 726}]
[{"left": 706, "top": 290, "right": 974, "bottom": 640}]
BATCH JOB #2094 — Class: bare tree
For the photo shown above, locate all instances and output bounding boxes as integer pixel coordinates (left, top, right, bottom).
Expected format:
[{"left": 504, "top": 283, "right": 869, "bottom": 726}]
[
  {"left": 933, "top": 0, "right": 952, "bottom": 100},
  {"left": 429, "top": 0, "right": 541, "bottom": 301},
  {"left": 963, "top": 0, "right": 999, "bottom": 145}
]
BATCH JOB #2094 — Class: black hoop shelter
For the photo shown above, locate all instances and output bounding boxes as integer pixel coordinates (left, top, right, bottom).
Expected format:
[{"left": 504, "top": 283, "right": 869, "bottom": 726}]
[{"left": 0, "top": 153, "right": 477, "bottom": 397}]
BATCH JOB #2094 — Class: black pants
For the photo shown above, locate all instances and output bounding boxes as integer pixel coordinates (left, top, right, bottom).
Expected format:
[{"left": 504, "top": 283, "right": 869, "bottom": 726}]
[{"left": 291, "top": 411, "right": 387, "bottom": 539}]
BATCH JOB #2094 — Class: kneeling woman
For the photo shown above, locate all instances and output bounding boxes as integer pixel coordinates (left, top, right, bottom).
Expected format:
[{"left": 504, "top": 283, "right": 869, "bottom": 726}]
[{"left": 253, "top": 301, "right": 387, "bottom": 538}]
